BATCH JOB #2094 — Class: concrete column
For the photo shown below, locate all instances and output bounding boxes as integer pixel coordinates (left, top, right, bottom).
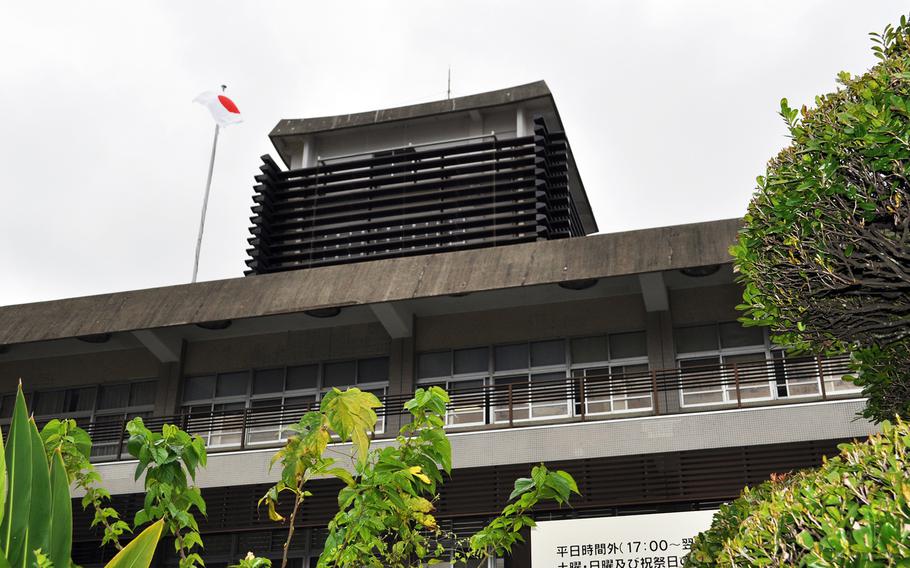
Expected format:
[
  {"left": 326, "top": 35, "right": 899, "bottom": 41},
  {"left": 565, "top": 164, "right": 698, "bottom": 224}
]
[
  {"left": 153, "top": 340, "right": 185, "bottom": 416},
  {"left": 386, "top": 336, "right": 415, "bottom": 433},
  {"left": 646, "top": 311, "right": 679, "bottom": 414}
]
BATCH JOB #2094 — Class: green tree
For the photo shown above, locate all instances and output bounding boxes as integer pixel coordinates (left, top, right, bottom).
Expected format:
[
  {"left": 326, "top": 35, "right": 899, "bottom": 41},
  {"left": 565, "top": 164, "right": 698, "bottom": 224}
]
[
  {"left": 260, "top": 386, "right": 579, "bottom": 568},
  {"left": 732, "top": 14, "right": 910, "bottom": 421},
  {"left": 684, "top": 419, "right": 910, "bottom": 566},
  {"left": 126, "top": 419, "right": 208, "bottom": 568},
  {"left": 40, "top": 419, "right": 131, "bottom": 550}
]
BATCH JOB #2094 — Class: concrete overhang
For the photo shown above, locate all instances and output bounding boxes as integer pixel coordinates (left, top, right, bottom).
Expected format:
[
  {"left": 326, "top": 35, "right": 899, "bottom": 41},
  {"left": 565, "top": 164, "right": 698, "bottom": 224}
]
[
  {"left": 0, "top": 218, "right": 742, "bottom": 347},
  {"left": 270, "top": 81, "right": 555, "bottom": 157}
]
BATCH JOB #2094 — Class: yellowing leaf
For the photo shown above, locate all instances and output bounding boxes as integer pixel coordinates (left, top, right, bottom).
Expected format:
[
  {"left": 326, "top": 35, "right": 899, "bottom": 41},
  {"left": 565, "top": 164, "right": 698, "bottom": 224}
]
[
  {"left": 321, "top": 388, "right": 381, "bottom": 463},
  {"left": 408, "top": 466, "right": 431, "bottom": 485}
]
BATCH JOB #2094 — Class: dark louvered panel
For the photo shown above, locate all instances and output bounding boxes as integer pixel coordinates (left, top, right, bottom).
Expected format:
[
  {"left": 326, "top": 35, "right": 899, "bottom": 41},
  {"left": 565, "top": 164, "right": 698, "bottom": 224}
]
[
  {"left": 71, "top": 437, "right": 848, "bottom": 566},
  {"left": 245, "top": 118, "right": 587, "bottom": 275}
]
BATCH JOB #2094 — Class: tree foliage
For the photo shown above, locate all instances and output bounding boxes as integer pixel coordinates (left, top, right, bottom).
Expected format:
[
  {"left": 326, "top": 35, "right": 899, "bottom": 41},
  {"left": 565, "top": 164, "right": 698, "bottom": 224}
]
[
  {"left": 127, "top": 419, "right": 208, "bottom": 568},
  {"left": 260, "top": 386, "right": 579, "bottom": 568},
  {"left": 40, "top": 419, "right": 131, "bottom": 550},
  {"left": 732, "top": 14, "right": 910, "bottom": 421},
  {"left": 684, "top": 419, "right": 910, "bottom": 566}
]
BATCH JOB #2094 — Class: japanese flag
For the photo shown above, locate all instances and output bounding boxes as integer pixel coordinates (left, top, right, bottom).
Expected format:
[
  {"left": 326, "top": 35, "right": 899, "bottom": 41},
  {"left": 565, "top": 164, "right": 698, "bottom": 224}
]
[{"left": 194, "top": 91, "right": 243, "bottom": 126}]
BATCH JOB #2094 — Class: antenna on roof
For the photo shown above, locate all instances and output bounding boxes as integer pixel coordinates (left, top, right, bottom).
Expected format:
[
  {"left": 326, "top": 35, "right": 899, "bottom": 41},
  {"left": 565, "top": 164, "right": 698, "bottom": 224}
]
[{"left": 447, "top": 67, "right": 451, "bottom": 100}]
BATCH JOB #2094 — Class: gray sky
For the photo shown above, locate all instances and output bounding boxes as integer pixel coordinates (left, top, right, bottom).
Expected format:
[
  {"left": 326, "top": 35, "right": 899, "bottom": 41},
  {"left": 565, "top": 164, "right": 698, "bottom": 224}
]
[{"left": 1, "top": 1, "right": 905, "bottom": 306}]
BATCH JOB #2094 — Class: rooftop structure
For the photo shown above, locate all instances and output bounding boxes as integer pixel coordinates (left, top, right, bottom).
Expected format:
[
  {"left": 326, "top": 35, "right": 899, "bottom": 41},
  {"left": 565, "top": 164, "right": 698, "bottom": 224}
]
[{"left": 246, "top": 82, "right": 595, "bottom": 274}]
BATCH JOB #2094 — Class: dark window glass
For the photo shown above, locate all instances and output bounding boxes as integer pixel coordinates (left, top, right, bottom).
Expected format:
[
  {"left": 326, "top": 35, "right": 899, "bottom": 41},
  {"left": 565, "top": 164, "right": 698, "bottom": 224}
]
[
  {"left": 284, "top": 395, "right": 317, "bottom": 407},
  {"left": 450, "top": 379, "right": 485, "bottom": 391},
  {"left": 0, "top": 394, "right": 15, "bottom": 418},
  {"left": 454, "top": 347, "right": 488, "bottom": 375},
  {"left": 571, "top": 336, "right": 608, "bottom": 364},
  {"left": 34, "top": 390, "right": 64, "bottom": 416},
  {"left": 250, "top": 397, "right": 282, "bottom": 410},
  {"left": 130, "top": 381, "right": 156, "bottom": 407},
  {"left": 674, "top": 325, "right": 718, "bottom": 354},
  {"left": 215, "top": 372, "right": 249, "bottom": 398},
  {"left": 358, "top": 358, "right": 389, "bottom": 383},
  {"left": 494, "top": 344, "right": 529, "bottom": 371},
  {"left": 286, "top": 365, "right": 318, "bottom": 391},
  {"left": 719, "top": 322, "right": 765, "bottom": 349},
  {"left": 183, "top": 376, "right": 215, "bottom": 402},
  {"left": 66, "top": 387, "right": 96, "bottom": 413},
  {"left": 324, "top": 361, "right": 356, "bottom": 388},
  {"left": 98, "top": 384, "right": 130, "bottom": 410},
  {"left": 531, "top": 371, "right": 566, "bottom": 383},
  {"left": 610, "top": 331, "right": 648, "bottom": 359},
  {"left": 417, "top": 352, "right": 451, "bottom": 379},
  {"left": 531, "top": 340, "right": 565, "bottom": 367},
  {"left": 252, "top": 369, "right": 284, "bottom": 395}
]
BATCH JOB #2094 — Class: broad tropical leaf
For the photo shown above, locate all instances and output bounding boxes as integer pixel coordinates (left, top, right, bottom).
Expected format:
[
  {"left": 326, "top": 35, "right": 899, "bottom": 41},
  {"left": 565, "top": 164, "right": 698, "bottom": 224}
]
[
  {"left": 27, "top": 419, "right": 51, "bottom": 567},
  {"left": 0, "top": 387, "right": 32, "bottom": 568},
  {"left": 320, "top": 388, "right": 381, "bottom": 463},
  {"left": 104, "top": 519, "right": 164, "bottom": 568},
  {"left": 48, "top": 450, "right": 72, "bottom": 568}
]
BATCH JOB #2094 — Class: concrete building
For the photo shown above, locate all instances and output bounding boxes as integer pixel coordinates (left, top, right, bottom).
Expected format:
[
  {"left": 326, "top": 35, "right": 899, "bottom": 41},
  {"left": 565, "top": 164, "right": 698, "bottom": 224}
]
[{"left": 0, "top": 82, "right": 874, "bottom": 568}]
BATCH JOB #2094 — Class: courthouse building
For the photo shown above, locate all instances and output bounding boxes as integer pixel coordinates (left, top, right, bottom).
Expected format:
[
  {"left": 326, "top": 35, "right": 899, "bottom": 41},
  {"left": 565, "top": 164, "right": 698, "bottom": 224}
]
[{"left": 0, "top": 82, "right": 876, "bottom": 567}]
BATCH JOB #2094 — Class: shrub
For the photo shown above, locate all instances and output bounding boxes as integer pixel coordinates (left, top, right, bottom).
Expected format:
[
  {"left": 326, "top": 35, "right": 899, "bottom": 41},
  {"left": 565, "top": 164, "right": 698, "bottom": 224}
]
[
  {"left": 731, "top": 14, "right": 910, "bottom": 421},
  {"left": 685, "top": 419, "right": 910, "bottom": 566}
]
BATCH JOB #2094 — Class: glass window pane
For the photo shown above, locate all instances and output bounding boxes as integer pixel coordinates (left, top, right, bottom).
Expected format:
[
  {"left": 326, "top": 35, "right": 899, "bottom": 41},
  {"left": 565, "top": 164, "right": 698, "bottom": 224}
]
[
  {"left": 531, "top": 371, "right": 566, "bottom": 383},
  {"left": 130, "top": 381, "right": 156, "bottom": 407},
  {"left": 531, "top": 340, "right": 565, "bottom": 367},
  {"left": 494, "top": 344, "right": 529, "bottom": 371},
  {"left": 610, "top": 331, "right": 647, "bottom": 359},
  {"left": 284, "top": 395, "right": 317, "bottom": 407},
  {"left": 324, "top": 361, "right": 356, "bottom": 388},
  {"left": 286, "top": 365, "right": 318, "bottom": 391},
  {"left": 34, "top": 390, "right": 64, "bottom": 416},
  {"left": 417, "top": 352, "right": 451, "bottom": 379},
  {"left": 454, "top": 347, "right": 488, "bottom": 375},
  {"left": 358, "top": 358, "right": 389, "bottom": 383},
  {"left": 65, "top": 387, "right": 96, "bottom": 413},
  {"left": 571, "top": 336, "right": 608, "bottom": 364},
  {"left": 675, "top": 325, "right": 718, "bottom": 354},
  {"left": 216, "top": 372, "right": 249, "bottom": 398},
  {"left": 719, "top": 322, "right": 765, "bottom": 349},
  {"left": 183, "top": 376, "right": 215, "bottom": 402},
  {"left": 450, "top": 379, "right": 485, "bottom": 391},
  {"left": 0, "top": 394, "right": 15, "bottom": 419},
  {"left": 252, "top": 369, "right": 284, "bottom": 395},
  {"left": 99, "top": 384, "right": 130, "bottom": 410}
]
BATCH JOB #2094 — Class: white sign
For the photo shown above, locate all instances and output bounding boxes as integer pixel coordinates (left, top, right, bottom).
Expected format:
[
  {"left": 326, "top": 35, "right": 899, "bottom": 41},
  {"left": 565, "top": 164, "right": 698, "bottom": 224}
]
[{"left": 531, "top": 510, "right": 716, "bottom": 568}]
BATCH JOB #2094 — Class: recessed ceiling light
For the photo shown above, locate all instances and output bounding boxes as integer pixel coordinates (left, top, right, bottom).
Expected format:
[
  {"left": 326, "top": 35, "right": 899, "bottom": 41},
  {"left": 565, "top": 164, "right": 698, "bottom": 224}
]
[
  {"left": 304, "top": 307, "right": 342, "bottom": 318},
  {"left": 196, "top": 320, "right": 233, "bottom": 330},
  {"left": 558, "top": 278, "right": 598, "bottom": 291},
  {"left": 77, "top": 333, "right": 112, "bottom": 344},
  {"left": 680, "top": 265, "right": 721, "bottom": 278}
]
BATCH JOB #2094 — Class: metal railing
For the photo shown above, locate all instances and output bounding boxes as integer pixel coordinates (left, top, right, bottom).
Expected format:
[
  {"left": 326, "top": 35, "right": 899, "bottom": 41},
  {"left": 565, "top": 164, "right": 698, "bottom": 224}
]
[{"left": 84, "top": 354, "right": 856, "bottom": 463}]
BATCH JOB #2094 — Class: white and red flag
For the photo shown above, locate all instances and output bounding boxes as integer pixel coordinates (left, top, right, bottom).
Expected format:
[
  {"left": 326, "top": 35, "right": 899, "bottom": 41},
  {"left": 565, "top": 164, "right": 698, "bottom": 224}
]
[{"left": 194, "top": 91, "right": 243, "bottom": 126}]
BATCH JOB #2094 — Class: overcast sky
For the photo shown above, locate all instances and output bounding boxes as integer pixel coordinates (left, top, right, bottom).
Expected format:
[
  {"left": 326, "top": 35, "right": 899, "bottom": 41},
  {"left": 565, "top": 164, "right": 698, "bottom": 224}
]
[{"left": 1, "top": 1, "right": 905, "bottom": 306}]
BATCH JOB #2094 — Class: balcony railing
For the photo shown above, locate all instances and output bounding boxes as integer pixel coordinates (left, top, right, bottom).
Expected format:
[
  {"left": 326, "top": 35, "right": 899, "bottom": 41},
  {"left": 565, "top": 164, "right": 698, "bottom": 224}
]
[{"left": 83, "top": 354, "right": 858, "bottom": 463}]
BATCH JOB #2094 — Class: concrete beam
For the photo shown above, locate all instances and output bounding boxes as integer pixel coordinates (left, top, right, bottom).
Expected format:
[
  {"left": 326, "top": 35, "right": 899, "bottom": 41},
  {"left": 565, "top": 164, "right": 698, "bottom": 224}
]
[
  {"left": 370, "top": 303, "right": 413, "bottom": 338},
  {"left": 131, "top": 330, "right": 181, "bottom": 363},
  {"left": 638, "top": 272, "right": 669, "bottom": 312}
]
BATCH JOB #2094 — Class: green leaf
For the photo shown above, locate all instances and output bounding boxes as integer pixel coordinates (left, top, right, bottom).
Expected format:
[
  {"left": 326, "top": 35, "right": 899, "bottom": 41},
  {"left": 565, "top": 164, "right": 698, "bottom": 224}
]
[
  {"left": 48, "top": 450, "right": 72, "bottom": 568},
  {"left": 508, "top": 478, "right": 534, "bottom": 501},
  {"left": 104, "top": 519, "right": 165, "bottom": 568},
  {"left": 320, "top": 388, "right": 381, "bottom": 463},
  {"left": 0, "top": 387, "right": 32, "bottom": 568},
  {"left": 27, "top": 419, "right": 52, "bottom": 567}
]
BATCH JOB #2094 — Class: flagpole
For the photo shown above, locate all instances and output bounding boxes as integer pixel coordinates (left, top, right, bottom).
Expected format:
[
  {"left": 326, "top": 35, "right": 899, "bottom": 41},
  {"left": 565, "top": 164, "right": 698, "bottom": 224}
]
[{"left": 192, "top": 122, "right": 220, "bottom": 283}]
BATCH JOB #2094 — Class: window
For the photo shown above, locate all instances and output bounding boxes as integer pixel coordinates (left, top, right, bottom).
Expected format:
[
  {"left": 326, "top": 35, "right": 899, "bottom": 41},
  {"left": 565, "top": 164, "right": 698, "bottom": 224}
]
[
  {"left": 570, "top": 332, "right": 650, "bottom": 415},
  {"left": 2, "top": 381, "right": 158, "bottom": 460},
  {"left": 181, "top": 357, "right": 390, "bottom": 446},
  {"left": 416, "top": 333, "right": 649, "bottom": 427},
  {"left": 675, "top": 322, "right": 773, "bottom": 407}
]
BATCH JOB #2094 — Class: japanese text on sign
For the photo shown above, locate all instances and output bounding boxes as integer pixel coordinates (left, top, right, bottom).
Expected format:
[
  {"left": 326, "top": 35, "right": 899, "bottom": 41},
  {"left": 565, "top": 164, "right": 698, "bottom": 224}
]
[{"left": 530, "top": 511, "right": 716, "bottom": 568}]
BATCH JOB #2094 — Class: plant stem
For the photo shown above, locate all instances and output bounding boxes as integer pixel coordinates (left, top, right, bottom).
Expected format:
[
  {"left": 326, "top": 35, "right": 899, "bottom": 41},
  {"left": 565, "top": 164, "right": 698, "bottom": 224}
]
[{"left": 282, "top": 487, "right": 304, "bottom": 568}]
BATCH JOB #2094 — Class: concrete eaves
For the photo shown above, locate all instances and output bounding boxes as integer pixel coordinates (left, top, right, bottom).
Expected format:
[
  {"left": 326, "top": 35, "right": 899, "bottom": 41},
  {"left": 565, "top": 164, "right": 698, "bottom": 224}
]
[{"left": 0, "top": 218, "right": 742, "bottom": 347}]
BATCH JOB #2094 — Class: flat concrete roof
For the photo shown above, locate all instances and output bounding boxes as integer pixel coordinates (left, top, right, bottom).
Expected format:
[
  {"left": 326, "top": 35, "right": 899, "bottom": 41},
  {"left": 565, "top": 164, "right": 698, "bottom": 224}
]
[
  {"left": 270, "top": 81, "right": 554, "bottom": 144},
  {"left": 0, "top": 219, "right": 742, "bottom": 346}
]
